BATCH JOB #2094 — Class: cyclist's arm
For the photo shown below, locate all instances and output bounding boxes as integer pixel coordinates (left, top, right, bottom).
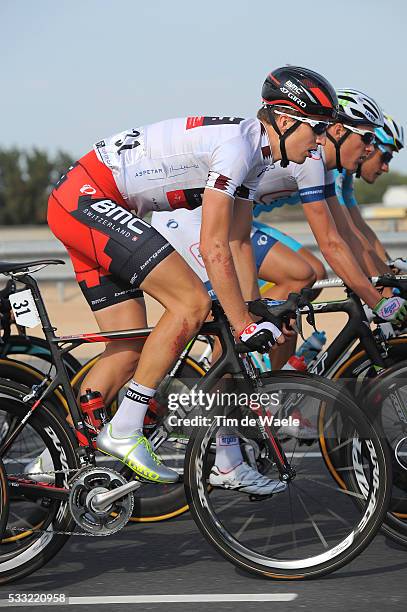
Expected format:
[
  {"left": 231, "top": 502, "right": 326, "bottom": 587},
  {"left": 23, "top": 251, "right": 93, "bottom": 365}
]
[
  {"left": 348, "top": 205, "right": 390, "bottom": 263},
  {"left": 302, "top": 199, "right": 384, "bottom": 308},
  {"left": 229, "top": 199, "right": 260, "bottom": 301},
  {"left": 200, "top": 189, "right": 253, "bottom": 334},
  {"left": 326, "top": 195, "right": 389, "bottom": 276}
]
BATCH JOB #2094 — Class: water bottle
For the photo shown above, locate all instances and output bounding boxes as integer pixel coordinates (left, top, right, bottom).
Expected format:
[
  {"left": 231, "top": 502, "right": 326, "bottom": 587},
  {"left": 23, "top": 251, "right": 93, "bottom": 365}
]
[
  {"left": 80, "top": 389, "right": 107, "bottom": 438},
  {"left": 295, "top": 331, "right": 326, "bottom": 365},
  {"left": 143, "top": 397, "right": 167, "bottom": 434},
  {"left": 282, "top": 355, "right": 307, "bottom": 371}
]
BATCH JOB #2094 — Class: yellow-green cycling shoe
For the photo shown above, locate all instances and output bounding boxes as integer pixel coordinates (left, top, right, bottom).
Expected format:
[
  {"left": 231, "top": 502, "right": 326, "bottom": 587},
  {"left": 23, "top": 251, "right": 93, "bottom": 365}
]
[{"left": 96, "top": 424, "right": 179, "bottom": 483}]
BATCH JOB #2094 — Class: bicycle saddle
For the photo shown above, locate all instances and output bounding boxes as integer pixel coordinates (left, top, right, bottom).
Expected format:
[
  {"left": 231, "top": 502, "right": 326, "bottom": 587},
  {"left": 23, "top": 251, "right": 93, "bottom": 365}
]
[{"left": 0, "top": 259, "right": 65, "bottom": 274}]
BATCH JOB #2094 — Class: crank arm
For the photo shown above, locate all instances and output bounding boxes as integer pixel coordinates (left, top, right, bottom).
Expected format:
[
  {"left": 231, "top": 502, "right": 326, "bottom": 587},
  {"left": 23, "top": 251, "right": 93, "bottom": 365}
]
[{"left": 91, "top": 479, "right": 142, "bottom": 512}]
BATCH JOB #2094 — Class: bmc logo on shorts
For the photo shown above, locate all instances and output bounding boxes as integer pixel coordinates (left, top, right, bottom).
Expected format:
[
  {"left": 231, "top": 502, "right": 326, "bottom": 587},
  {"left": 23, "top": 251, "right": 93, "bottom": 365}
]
[{"left": 89, "top": 200, "right": 150, "bottom": 235}]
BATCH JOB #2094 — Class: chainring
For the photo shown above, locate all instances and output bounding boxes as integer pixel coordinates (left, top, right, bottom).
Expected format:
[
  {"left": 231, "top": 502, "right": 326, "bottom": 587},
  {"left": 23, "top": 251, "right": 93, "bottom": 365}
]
[{"left": 69, "top": 467, "right": 134, "bottom": 535}]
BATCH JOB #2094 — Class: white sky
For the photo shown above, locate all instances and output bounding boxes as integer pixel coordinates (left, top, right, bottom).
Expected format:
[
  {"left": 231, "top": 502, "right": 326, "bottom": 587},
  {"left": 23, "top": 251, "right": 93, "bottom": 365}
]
[{"left": 1, "top": 0, "right": 406, "bottom": 171}]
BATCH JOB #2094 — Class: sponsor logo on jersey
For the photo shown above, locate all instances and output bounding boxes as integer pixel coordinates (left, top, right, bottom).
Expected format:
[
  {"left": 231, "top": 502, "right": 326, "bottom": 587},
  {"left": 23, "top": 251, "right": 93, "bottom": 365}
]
[
  {"left": 80, "top": 184, "right": 97, "bottom": 195},
  {"left": 166, "top": 219, "right": 179, "bottom": 229},
  {"left": 186, "top": 116, "right": 244, "bottom": 129},
  {"left": 134, "top": 168, "right": 164, "bottom": 177},
  {"left": 257, "top": 234, "right": 269, "bottom": 246},
  {"left": 243, "top": 323, "right": 257, "bottom": 335}
]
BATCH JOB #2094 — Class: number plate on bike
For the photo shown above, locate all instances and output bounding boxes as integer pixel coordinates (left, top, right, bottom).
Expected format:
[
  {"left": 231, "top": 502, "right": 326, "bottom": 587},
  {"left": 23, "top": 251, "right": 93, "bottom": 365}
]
[{"left": 9, "top": 289, "right": 41, "bottom": 328}]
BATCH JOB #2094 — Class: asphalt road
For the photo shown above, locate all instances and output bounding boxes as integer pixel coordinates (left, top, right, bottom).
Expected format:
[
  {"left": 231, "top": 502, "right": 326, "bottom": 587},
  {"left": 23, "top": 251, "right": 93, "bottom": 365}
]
[{"left": 0, "top": 512, "right": 406, "bottom": 612}]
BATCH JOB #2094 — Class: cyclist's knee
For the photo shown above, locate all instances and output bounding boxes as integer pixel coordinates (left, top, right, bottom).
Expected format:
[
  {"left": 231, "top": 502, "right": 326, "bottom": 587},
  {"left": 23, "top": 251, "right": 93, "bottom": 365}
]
[
  {"left": 176, "top": 290, "right": 211, "bottom": 331},
  {"left": 313, "top": 259, "right": 327, "bottom": 281}
]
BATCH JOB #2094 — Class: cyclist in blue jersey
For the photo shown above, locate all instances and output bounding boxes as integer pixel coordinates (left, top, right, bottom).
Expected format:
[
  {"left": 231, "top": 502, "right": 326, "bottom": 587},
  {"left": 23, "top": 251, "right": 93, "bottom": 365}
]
[{"left": 332, "top": 112, "right": 404, "bottom": 267}]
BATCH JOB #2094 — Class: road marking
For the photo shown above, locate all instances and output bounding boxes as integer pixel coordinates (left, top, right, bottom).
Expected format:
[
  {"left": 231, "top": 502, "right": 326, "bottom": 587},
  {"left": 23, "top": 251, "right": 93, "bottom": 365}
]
[{"left": 2, "top": 593, "right": 298, "bottom": 606}]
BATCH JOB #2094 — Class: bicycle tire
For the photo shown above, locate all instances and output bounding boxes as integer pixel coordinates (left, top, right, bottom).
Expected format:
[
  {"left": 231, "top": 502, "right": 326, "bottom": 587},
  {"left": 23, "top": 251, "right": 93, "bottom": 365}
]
[
  {"left": 359, "top": 361, "right": 407, "bottom": 546},
  {"left": 321, "top": 338, "right": 407, "bottom": 545},
  {"left": 0, "top": 335, "right": 82, "bottom": 379},
  {"left": 0, "top": 458, "right": 9, "bottom": 541},
  {"left": 0, "top": 379, "right": 80, "bottom": 585},
  {"left": 184, "top": 371, "right": 391, "bottom": 579},
  {"left": 0, "top": 358, "right": 68, "bottom": 415}
]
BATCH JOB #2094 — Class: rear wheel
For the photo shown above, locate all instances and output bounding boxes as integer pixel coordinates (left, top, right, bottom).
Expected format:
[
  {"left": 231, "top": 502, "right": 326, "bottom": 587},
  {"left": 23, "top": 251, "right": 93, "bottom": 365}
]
[{"left": 0, "top": 380, "right": 79, "bottom": 585}]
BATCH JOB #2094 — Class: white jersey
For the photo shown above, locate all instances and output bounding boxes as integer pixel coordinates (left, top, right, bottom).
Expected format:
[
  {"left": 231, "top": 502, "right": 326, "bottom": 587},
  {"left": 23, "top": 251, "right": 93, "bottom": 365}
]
[
  {"left": 151, "top": 147, "right": 331, "bottom": 280},
  {"left": 253, "top": 147, "right": 335, "bottom": 216},
  {"left": 93, "top": 116, "right": 272, "bottom": 217}
]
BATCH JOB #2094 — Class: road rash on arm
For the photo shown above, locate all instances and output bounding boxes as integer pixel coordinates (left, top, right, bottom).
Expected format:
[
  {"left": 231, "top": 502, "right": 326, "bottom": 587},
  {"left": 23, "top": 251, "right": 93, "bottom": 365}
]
[
  {"left": 229, "top": 198, "right": 260, "bottom": 302},
  {"left": 199, "top": 188, "right": 253, "bottom": 336}
]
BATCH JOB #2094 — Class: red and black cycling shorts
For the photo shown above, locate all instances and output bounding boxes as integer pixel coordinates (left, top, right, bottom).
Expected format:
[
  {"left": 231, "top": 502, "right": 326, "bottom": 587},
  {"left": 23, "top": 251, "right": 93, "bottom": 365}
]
[{"left": 47, "top": 150, "right": 174, "bottom": 311}]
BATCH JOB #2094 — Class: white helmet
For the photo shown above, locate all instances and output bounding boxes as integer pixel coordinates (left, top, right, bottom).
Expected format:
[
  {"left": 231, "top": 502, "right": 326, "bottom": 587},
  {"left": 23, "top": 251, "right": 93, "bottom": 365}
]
[{"left": 336, "top": 89, "right": 384, "bottom": 128}]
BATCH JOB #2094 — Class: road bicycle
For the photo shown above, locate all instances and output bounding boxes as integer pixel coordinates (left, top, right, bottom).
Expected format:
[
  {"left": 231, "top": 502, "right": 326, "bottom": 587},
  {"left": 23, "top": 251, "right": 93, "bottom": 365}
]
[
  {"left": 185, "top": 275, "right": 407, "bottom": 546},
  {"left": 0, "top": 258, "right": 391, "bottom": 582},
  {"left": 1, "top": 272, "right": 407, "bottom": 540}
]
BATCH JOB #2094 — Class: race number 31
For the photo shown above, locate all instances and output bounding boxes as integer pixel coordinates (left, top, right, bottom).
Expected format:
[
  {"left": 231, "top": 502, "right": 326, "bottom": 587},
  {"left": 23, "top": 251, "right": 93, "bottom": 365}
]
[{"left": 9, "top": 289, "right": 41, "bottom": 328}]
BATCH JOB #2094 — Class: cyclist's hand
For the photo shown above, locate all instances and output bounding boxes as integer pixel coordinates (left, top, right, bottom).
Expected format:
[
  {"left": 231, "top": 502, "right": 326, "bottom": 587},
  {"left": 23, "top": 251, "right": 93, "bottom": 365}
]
[
  {"left": 390, "top": 257, "right": 407, "bottom": 273},
  {"left": 373, "top": 296, "right": 407, "bottom": 325},
  {"left": 239, "top": 319, "right": 284, "bottom": 353}
]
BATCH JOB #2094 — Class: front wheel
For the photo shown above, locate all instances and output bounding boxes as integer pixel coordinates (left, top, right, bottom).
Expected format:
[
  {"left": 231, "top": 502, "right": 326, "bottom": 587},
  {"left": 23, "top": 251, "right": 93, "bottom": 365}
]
[{"left": 184, "top": 372, "right": 391, "bottom": 579}]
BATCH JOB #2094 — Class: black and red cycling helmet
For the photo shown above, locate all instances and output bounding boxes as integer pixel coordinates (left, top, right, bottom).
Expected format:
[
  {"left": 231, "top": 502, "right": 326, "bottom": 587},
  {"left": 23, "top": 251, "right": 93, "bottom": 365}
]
[
  {"left": 261, "top": 66, "right": 338, "bottom": 167},
  {"left": 262, "top": 66, "right": 338, "bottom": 120}
]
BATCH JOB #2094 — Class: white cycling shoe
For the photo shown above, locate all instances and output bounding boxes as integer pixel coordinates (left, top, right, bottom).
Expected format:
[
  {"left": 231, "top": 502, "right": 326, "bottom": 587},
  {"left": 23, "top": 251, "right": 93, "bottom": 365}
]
[
  {"left": 24, "top": 448, "right": 55, "bottom": 484},
  {"left": 209, "top": 462, "right": 287, "bottom": 495}
]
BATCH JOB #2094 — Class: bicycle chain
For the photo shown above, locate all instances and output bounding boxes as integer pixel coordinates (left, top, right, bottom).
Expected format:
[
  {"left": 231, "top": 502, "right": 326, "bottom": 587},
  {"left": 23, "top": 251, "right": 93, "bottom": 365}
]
[{"left": 7, "top": 466, "right": 126, "bottom": 538}]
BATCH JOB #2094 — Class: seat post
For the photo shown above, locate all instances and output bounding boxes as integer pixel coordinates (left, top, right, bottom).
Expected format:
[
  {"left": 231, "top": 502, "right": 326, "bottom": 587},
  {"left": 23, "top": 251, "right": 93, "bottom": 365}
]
[{"left": 18, "top": 273, "right": 57, "bottom": 342}]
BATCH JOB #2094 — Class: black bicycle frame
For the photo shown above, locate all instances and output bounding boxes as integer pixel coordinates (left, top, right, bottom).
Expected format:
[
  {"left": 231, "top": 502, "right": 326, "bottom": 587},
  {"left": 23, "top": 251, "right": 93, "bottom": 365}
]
[
  {"left": 0, "top": 273, "right": 294, "bottom": 486},
  {"left": 300, "top": 289, "right": 387, "bottom": 377}
]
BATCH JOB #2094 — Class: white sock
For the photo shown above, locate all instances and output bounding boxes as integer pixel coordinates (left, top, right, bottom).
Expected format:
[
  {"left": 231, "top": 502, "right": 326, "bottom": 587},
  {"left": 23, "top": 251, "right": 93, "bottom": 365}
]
[
  {"left": 109, "top": 381, "right": 155, "bottom": 437},
  {"left": 215, "top": 427, "right": 243, "bottom": 473}
]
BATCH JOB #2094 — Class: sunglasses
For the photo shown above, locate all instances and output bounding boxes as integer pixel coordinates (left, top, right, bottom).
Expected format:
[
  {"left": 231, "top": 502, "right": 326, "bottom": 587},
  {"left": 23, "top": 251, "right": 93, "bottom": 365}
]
[
  {"left": 377, "top": 143, "right": 393, "bottom": 165},
  {"left": 273, "top": 110, "right": 330, "bottom": 135},
  {"left": 342, "top": 124, "right": 376, "bottom": 145}
]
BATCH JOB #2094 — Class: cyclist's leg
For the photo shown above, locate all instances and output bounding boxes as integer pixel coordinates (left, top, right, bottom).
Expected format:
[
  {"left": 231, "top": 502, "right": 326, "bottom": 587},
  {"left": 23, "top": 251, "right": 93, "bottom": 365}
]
[
  {"left": 258, "top": 241, "right": 316, "bottom": 299},
  {"left": 48, "top": 164, "right": 210, "bottom": 482},
  {"left": 253, "top": 228, "right": 315, "bottom": 369},
  {"left": 297, "top": 246, "right": 327, "bottom": 299},
  {"left": 79, "top": 296, "right": 147, "bottom": 406}
]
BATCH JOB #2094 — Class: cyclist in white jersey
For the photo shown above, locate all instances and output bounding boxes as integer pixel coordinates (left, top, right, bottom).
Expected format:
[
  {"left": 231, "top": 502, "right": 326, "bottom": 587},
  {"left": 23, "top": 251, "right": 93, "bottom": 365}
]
[{"left": 45, "top": 66, "right": 342, "bottom": 493}]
